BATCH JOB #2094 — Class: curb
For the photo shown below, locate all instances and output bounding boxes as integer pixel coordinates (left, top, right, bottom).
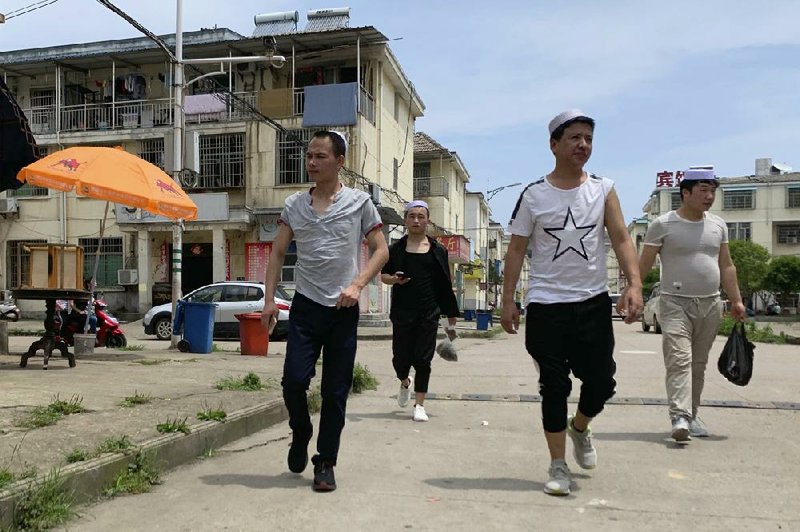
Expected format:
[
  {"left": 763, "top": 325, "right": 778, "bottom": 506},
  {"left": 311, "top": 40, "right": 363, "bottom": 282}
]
[{"left": 0, "top": 399, "right": 287, "bottom": 528}]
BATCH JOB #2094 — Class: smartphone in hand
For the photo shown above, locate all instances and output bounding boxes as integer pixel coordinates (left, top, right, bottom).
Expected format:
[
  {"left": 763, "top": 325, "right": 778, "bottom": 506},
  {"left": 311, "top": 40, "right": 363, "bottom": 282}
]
[{"left": 395, "top": 271, "right": 410, "bottom": 281}]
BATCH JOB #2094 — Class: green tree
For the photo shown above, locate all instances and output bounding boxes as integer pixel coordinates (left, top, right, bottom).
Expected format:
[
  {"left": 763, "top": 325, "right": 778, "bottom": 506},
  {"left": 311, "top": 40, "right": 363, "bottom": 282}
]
[
  {"left": 728, "top": 240, "right": 770, "bottom": 303},
  {"left": 763, "top": 255, "right": 800, "bottom": 305},
  {"left": 642, "top": 267, "right": 660, "bottom": 299}
]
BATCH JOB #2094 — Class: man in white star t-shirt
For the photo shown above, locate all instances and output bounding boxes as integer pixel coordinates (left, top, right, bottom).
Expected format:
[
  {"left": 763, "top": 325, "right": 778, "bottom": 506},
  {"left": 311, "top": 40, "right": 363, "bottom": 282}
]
[{"left": 501, "top": 109, "right": 643, "bottom": 496}]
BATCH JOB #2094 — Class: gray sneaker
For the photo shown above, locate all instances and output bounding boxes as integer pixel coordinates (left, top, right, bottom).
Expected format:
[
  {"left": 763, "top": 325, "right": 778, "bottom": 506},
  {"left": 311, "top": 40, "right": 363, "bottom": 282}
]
[
  {"left": 671, "top": 416, "right": 691, "bottom": 442},
  {"left": 544, "top": 459, "right": 571, "bottom": 496},
  {"left": 689, "top": 417, "right": 710, "bottom": 438},
  {"left": 567, "top": 414, "right": 597, "bottom": 469}
]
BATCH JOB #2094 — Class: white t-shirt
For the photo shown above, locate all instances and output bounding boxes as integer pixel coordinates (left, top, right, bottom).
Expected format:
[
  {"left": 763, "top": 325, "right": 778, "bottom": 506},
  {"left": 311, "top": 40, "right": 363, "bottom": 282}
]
[
  {"left": 507, "top": 174, "right": 613, "bottom": 304},
  {"left": 643, "top": 210, "right": 728, "bottom": 297}
]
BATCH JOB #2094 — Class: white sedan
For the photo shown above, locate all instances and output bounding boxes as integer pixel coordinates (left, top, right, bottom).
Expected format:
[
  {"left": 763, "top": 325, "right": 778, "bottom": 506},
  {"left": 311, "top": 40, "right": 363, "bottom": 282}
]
[{"left": 143, "top": 281, "right": 291, "bottom": 341}]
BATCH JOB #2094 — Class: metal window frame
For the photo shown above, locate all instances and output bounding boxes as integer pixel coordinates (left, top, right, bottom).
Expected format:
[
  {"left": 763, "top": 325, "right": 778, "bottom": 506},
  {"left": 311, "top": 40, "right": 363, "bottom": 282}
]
[
  {"left": 787, "top": 186, "right": 800, "bottom": 209},
  {"left": 78, "top": 236, "right": 124, "bottom": 287},
  {"left": 723, "top": 189, "right": 755, "bottom": 210},
  {"left": 5, "top": 239, "right": 48, "bottom": 288}
]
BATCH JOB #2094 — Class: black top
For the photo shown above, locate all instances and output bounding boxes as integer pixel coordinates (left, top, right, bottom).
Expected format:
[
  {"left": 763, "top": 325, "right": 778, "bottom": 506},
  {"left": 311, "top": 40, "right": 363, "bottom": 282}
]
[
  {"left": 391, "top": 249, "right": 439, "bottom": 324},
  {"left": 382, "top": 235, "right": 460, "bottom": 324}
]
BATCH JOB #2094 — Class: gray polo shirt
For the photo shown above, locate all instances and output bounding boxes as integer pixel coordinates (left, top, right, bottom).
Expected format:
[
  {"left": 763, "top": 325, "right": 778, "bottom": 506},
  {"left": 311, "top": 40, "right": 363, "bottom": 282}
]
[
  {"left": 643, "top": 210, "right": 728, "bottom": 297},
  {"left": 279, "top": 185, "right": 383, "bottom": 307}
]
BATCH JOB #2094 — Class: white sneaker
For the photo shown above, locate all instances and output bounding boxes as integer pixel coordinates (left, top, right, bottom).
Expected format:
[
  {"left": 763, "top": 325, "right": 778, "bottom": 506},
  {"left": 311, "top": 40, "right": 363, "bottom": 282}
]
[
  {"left": 671, "top": 416, "right": 691, "bottom": 442},
  {"left": 544, "top": 459, "right": 571, "bottom": 496},
  {"left": 397, "top": 376, "right": 413, "bottom": 407},
  {"left": 689, "top": 417, "right": 710, "bottom": 438},
  {"left": 567, "top": 415, "right": 597, "bottom": 469},
  {"left": 412, "top": 404, "right": 428, "bottom": 422}
]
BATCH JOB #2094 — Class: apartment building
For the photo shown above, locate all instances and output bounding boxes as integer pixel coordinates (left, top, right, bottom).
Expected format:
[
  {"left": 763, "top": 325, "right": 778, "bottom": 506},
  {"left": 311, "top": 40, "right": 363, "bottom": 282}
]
[
  {"left": 463, "top": 191, "right": 490, "bottom": 311},
  {"left": 0, "top": 8, "right": 424, "bottom": 316},
  {"left": 411, "top": 132, "right": 470, "bottom": 309},
  {"left": 641, "top": 159, "right": 800, "bottom": 256}
]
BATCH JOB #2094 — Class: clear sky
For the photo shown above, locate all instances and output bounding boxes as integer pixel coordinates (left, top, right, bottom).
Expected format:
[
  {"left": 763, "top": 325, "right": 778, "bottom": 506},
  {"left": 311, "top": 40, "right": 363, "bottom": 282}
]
[{"left": 3, "top": 0, "right": 799, "bottom": 227}]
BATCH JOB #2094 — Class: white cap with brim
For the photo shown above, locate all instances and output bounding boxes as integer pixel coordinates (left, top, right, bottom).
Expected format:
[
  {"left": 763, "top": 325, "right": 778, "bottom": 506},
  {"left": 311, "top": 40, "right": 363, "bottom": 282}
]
[
  {"left": 682, "top": 168, "right": 716, "bottom": 181},
  {"left": 548, "top": 109, "right": 593, "bottom": 135}
]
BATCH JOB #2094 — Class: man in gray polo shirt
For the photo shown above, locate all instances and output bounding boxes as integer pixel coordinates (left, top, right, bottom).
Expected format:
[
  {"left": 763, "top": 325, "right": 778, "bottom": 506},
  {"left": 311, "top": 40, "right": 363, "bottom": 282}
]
[
  {"left": 261, "top": 130, "right": 388, "bottom": 491},
  {"left": 639, "top": 168, "right": 746, "bottom": 443}
]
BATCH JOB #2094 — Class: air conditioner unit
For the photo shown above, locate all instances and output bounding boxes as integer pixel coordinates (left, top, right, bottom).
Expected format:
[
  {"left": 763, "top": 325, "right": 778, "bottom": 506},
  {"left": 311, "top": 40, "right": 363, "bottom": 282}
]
[
  {"left": 0, "top": 197, "right": 18, "bottom": 214},
  {"left": 117, "top": 269, "right": 139, "bottom": 285},
  {"left": 368, "top": 183, "right": 381, "bottom": 205}
]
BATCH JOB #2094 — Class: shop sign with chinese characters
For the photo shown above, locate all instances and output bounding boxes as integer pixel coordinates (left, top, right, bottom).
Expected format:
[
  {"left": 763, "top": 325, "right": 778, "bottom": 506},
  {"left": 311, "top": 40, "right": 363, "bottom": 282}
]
[{"left": 655, "top": 171, "right": 686, "bottom": 188}]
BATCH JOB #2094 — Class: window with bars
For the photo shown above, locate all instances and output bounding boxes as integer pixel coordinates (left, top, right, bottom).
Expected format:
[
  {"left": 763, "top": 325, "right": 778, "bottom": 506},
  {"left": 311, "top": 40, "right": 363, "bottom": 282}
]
[
  {"left": 198, "top": 133, "right": 245, "bottom": 189},
  {"left": 723, "top": 189, "right": 755, "bottom": 210},
  {"left": 79, "top": 237, "right": 123, "bottom": 287},
  {"left": 8, "top": 146, "right": 49, "bottom": 198},
  {"left": 281, "top": 243, "right": 298, "bottom": 283},
  {"left": 30, "top": 88, "right": 55, "bottom": 108},
  {"left": 5, "top": 239, "right": 47, "bottom": 288},
  {"left": 777, "top": 224, "right": 800, "bottom": 245},
  {"left": 413, "top": 162, "right": 431, "bottom": 178},
  {"left": 787, "top": 186, "right": 800, "bottom": 208},
  {"left": 139, "top": 138, "right": 165, "bottom": 169},
  {"left": 726, "top": 222, "right": 752, "bottom": 241},
  {"left": 277, "top": 128, "right": 315, "bottom": 185},
  {"left": 670, "top": 191, "right": 681, "bottom": 210}
]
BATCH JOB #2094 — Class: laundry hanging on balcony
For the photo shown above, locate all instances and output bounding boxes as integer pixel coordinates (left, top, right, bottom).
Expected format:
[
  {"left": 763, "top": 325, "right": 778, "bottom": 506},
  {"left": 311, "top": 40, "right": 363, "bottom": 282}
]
[
  {"left": 302, "top": 82, "right": 358, "bottom": 127},
  {"left": 0, "top": 78, "right": 39, "bottom": 192},
  {"left": 184, "top": 94, "right": 227, "bottom": 120}
]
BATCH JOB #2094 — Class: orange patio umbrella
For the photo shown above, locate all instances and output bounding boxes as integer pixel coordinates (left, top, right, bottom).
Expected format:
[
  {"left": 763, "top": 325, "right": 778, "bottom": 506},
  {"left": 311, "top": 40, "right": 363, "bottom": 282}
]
[
  {"left": 16, "top": 146, "right": 197, "bottom": 220},
  {"left": 17, "top": 146, "right": 198, "bottom": 332}
]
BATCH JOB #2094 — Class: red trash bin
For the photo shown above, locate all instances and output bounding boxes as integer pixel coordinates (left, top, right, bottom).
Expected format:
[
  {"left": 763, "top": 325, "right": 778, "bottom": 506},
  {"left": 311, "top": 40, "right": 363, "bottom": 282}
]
[{"left": 235, "top": 313, "right": 269, "bottom": 356}]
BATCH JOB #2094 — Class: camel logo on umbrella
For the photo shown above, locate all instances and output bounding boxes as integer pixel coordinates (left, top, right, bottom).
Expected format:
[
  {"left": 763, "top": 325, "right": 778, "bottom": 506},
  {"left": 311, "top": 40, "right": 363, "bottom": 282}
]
[
  {"left": 51, "top": 158, "right": 84, "bottom": 172},
  {"left": 156, "top": 179, "right": 181, "bottom": 196}
]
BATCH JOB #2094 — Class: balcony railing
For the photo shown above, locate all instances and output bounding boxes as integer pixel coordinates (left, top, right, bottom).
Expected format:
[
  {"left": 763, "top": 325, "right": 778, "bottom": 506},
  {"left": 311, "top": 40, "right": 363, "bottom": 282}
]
[
  {"left": 414, "top": 176, "right": 450, "bottom": 199},
  {"left": 24, "top": 92, "right": 258, "bottom": 134}
]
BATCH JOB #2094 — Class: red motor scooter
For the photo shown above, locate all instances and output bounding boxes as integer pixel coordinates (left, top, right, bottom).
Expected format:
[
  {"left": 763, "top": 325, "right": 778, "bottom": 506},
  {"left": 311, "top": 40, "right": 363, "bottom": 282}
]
[{"left": 58, "top": 298, "right": 128, "bottom": 348}]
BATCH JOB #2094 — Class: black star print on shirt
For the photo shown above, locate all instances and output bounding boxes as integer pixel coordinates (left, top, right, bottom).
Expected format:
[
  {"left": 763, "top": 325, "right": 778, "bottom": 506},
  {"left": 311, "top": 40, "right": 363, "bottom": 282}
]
[{"left": 543, "top": 207, "right": 596, "bottom": 261}]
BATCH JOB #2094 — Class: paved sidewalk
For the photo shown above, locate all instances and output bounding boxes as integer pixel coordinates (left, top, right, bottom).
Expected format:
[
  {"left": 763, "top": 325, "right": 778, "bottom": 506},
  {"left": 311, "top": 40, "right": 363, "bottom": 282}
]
[{"left": 59, "top": 322, "right": 800, "bottom": 531}]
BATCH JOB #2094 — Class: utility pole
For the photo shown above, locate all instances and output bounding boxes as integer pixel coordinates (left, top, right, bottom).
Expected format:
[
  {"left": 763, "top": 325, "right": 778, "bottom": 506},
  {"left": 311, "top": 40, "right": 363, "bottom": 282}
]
[{"left": 169, "top": 0, "right": 184, "bottom": 348}]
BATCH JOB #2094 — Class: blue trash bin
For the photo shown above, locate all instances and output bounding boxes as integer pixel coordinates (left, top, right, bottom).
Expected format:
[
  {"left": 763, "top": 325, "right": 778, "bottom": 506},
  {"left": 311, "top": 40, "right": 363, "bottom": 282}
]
[
  {"left": 177, "top": 301, "right": 215, "bottom": 354},
  {"left": 464, "top": 309, "right": 475, "bottom": 321},
  {"left": 476, "top": 312, "right": 491, "bottom": 331}
]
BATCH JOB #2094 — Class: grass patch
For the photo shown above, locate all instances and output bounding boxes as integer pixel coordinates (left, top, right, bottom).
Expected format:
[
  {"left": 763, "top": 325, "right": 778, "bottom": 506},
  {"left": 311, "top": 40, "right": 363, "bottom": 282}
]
[
  {"left": 14, "top": 395, "right": 86, "bottom": 429},
  {"left": 135, "top": 358, "right": 169, "bottom": 366},
  {"left": 197, "top": 405, "right": 227, "bottom": 423},
  {"left": 351, "top": 363, "right": 379, "bottom": 394},
  {"left": 120, "top": 390, "right": 153, "bottom": 408},
  {"left": 214, "top": 372, "right": 265, "bottom": 391},
  {"left": 12, "top": 469, "right": 75, "bottom": 531},
  {"left": 156, "top": 416, "right": 191, "bottom": 434},
  {"left": 119, "top": 344, "right": 145, "bottom": 351},
  {"left": 0, "top": 467, "right": 14, "bottom": 489},
  {"left": 96, "top": 435, "right": 133, "bottom": 455},
  {"left": 104, "top": 452, "right": 160, "bottom": 497},
  {"left": 307, "top": 385, "right": 322, "bottom": 414},
  {"left": 64, "top": 448, "right": 90, "bottom": 464},
  {"left": 719, "top": 316, "right": 787, "bottom": 344}
]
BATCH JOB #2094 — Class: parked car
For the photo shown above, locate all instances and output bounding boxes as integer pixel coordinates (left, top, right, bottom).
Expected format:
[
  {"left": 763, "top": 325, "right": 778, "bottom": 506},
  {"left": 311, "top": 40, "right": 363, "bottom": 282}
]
[
  {"left": 609, "top": 293, "right": 623, "bottom": 320},
  {"left": 143, "top": 282, "right": 292, "bottom": 341},
  {"left": 641, "top": 282, "right": 662, "bottom": 333}
]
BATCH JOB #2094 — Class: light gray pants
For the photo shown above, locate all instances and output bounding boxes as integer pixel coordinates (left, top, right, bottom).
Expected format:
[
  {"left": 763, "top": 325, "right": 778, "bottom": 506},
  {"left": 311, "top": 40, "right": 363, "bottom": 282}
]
[{"left": 659, "top": 294, "right": 722, "bottom": 420}]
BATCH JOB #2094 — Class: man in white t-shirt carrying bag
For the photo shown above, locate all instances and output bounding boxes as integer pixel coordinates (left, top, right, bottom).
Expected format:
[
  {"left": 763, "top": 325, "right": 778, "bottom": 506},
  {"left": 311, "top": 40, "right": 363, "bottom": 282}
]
[
  {"left": 638, "top": 168, "right": 746, "bottom": 443},
  {"left": 501, "top": 110, "right": 643, "bottom": 496}
]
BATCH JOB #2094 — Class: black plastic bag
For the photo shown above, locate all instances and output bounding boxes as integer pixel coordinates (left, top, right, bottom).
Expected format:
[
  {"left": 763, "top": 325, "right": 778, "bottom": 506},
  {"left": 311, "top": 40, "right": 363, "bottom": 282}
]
[{"left": 717, "top": 323, "right": 755, "bottom": 386}]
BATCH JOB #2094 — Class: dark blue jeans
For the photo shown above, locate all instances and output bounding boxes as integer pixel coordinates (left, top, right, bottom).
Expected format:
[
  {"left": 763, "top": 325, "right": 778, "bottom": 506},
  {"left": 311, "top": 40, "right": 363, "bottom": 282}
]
[{"left": 282, "top": 292, "right": 359, "bottom": 465}]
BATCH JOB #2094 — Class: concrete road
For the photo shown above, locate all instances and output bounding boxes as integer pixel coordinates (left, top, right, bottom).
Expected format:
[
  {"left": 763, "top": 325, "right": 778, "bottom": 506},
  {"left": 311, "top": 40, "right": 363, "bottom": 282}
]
[{"left": 65, "top": 323, "right": 800, "bottom": 532}]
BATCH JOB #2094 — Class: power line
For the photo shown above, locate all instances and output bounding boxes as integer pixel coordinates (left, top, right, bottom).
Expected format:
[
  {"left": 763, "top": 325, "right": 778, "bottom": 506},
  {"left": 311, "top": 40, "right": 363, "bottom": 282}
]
[{"left": 4, "top": 0, "right": 60, "bottom": 20}]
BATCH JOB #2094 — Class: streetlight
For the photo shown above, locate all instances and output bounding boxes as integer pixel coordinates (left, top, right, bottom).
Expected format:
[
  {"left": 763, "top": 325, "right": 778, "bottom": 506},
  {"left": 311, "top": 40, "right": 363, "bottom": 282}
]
[{"left": 486, "top": 182, "right": 522, "bottom": 201}]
